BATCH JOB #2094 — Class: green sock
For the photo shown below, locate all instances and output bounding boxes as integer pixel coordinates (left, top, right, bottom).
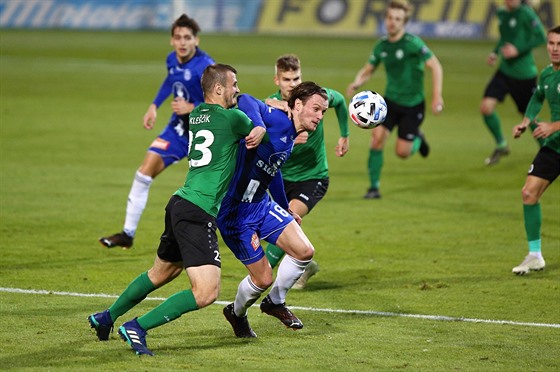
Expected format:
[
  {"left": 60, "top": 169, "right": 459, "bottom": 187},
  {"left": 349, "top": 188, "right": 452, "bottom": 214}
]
[
  {"left": 137, "top": 289, "right": 198, "bottom": 331},
  {"left": 368, "top": 149, "right": 383, "bottom": 190},
  {"left": 529, "top": 120, "right": 545, "bottom": 147},
  {"left": 266, "top": 243, "right": 285, "bottom": 269},
  {"left": 483, "top": 113, "right": 506, "bottom": 147},
  {"left": 108, "top": 271, "right": 156, "bottom": 323},
  {"left": 523, "top": 203, "right": 542, "bottom": 253},
  {"left": 411, "top": 136, "right": 421, "bottom": 155}
]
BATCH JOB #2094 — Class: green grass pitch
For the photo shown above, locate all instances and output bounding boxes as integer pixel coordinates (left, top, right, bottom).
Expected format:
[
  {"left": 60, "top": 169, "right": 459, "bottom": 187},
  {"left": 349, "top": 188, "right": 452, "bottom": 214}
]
[{"left": 0, "top": 30, "right": 558, "bottom": 370}]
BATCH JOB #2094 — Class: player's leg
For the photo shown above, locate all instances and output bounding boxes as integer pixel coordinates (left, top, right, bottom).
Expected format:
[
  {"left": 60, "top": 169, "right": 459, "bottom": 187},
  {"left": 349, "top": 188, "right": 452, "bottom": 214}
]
[
  {"left": 513, "top": 147, "right": 558, "bottom": 275},
  {"left": 481, "top": 72, "right": 509, "bottom": 165},
  {"left": 365, "top": 124, "right": 390, "bottom": 199},
  {"left": 395, "top": 101, "right": 428, "bottom": 159},
  {"left": 99, "top": 124, "right": 188, "bottom": 248}
]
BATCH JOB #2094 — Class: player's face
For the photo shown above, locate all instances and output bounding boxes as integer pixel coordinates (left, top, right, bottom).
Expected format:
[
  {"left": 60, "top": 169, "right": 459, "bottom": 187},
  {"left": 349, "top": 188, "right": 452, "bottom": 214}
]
[
  {"left": 384, "top": 8, "right": 406, "bottom": 38},
  {"left": 296, "top": 94, "right": 328, "bottom": 132},
  {"left": 274, "top": 69, "right": 302, "bottom": 101},
  {"left": 547, "top": 32, "right": 560, "bottom": 67},
  {"left": 222, "top": 71, "right": 240, "bottom": 109},
  {"left": 171, "top": 27, "right": 199, "bottom": 63}
]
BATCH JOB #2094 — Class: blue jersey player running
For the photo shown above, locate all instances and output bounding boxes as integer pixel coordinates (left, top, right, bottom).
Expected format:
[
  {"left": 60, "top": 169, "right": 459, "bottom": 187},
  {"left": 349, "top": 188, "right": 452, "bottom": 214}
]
[
  {"left": 99, "top": 14, "right": 214, "bottom": 249},
  {"left": 218, "top": 82, "right": 329, "bottom": 338}
]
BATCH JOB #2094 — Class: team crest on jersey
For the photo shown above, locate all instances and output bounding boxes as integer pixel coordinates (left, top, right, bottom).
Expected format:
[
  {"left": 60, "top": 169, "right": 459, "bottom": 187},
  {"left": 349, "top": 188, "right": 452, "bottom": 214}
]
[
  {"left": 183, "top": 69, "right": 192, "bottom": 81},
  {"left": 557, "top": 83, "right": 560, "bottom": 94},
  {"left": 251, "top": 233, "right": 260, "bottom": 251},
  {"left": 150, "top": 137, "right": 170, "bottom": 150},
  {"left": 509, "top": 18, "right": 517, "bottom": 28},
  {"left": 395, "top": 49, "right": 404, "bottom": 59},
  {"left": 173, "top": 82, "right": 190, "bottom": 101}
]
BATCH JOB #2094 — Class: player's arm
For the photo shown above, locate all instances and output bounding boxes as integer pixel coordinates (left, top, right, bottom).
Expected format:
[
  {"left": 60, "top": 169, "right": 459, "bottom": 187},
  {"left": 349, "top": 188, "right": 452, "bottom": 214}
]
[
  {"left": 325, "top": 88, "right": 350, "bottom": 157},
  {"left": 144, "top": 76, "right": 173, "bottom": 129},
  {"left": 269, "top": 172, "right": 302, "bottom": 225},
  {"left": 425, "top": 55, "right": 444, "bottom": 115},
  {"left": 236, "top": 94, "right": 268, "bottom": 149},
  {"left": 346, "top": 62, "right": 376, "bottom": 97},
  {"left": 514, "top": 77, "right": 545, "bottom": 138}
]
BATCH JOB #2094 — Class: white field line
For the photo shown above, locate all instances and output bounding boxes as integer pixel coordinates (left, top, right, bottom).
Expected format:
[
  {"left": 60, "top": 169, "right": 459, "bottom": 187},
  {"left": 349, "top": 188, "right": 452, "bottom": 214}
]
[{"left": 1, "top": 287, "right": 559, "bottom": 329}]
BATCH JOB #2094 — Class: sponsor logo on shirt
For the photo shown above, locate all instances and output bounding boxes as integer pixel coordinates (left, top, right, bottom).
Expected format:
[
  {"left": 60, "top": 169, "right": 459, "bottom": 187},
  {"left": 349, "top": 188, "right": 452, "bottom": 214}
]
[{"left": 251, "top": 233, "right": 260, "bottom": 251}]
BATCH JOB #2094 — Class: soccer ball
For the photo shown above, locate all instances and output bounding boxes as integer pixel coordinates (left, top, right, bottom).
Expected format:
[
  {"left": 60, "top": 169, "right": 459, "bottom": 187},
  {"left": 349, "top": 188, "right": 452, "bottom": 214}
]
[{"left": 348, "top": 90, "right": 388, "bottom": 129}]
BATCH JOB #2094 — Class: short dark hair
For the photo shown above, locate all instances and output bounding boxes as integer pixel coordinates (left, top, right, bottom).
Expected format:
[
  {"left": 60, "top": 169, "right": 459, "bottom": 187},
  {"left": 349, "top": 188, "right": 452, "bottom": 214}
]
[
  {"left": 171, "top": 14, "right": 201, "bottom": 36},
  {"left": 201, "top": 64, "right": 237, "bottom": 96},
  {"left": 275, "top": 54, "right": 301, "bottom": 74},
  {"left": 287, "top": 81, "right": 328, "bottom": 109},
  {"left": 549, "top": 25, "right": 560, "bottom": 35}
]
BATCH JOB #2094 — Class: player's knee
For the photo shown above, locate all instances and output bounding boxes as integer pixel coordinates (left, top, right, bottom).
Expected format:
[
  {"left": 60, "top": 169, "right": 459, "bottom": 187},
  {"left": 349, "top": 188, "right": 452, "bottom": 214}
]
[
  {"left": 191, "top": 285, "right": 219, "bottom": 308},
  {"left": 480, "top": 101, "right": 493, "bottom": 116},
  {"left": 294, "top": 244, "right": 314, "bottom": 262},
  {"left": 396, "top": 149, "right": 410, "bottom": 159},
  {"left": 521, "top": 186, "right": 538, "bottom": 205}
]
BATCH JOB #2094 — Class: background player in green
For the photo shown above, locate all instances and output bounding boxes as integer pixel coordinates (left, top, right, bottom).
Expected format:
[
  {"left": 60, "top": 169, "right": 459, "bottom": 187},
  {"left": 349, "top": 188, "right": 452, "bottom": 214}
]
[
  {"left": 511, "top": 26, "right": 560, "bottom": 275},
  {"left": 480, "top": 0, "right": 546, "bottom": 166},
  {"left": 346, "top": 0, "right": 444, "bottom": 199},
  {"left": 263, "top": 54, "right": 350, "bottom": 289},
  {"left": 87, "top": 64, "right": 266, "bottom": 356}
]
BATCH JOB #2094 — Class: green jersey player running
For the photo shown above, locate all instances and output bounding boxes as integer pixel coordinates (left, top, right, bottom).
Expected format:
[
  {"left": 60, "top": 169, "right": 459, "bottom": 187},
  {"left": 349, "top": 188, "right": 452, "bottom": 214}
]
[
  {"left": 347, "top": 0, "right": 444, "bottom": 199},
  {"left": 511, "top": 26, "right": 560, "bottom": 276},
  {"left": 264, "top": 54, "right": 350, "bottom": 289},
  {"left": 87, "top": 64, "right": 266, "bottom": 356},
  {"left": 480, "top": 0, "right": 546, "bottom": 165}
]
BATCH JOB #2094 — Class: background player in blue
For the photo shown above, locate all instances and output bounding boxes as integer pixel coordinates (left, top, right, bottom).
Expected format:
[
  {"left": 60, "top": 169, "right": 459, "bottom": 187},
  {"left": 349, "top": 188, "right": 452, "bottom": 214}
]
[
  {"left": 218, "top": 82, "right": 329, "bottom": 338},
  {"left": 99, "top": 14, "right": 214, "bottom": 249}
]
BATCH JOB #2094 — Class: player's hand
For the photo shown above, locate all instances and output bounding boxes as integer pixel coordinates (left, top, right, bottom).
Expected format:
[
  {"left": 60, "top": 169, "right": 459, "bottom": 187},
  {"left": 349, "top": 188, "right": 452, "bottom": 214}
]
[
  {"left": 294, "top": 131, "right": 308, "bottom": 145},
  {"left": 431, "top": 99, "right": 444, "bottom": 115},
  {"left": 143, "top": 104, "right": 157, "bottom": 130},
  {"left": 245, "top": 126, "right": 266, "bottom": 149},
  {"left": 171, "top": 97, "right": 194, "bottom": 115},
  {"left": 501, "top": 43, "right": 519, "bottom": 59},
  {"left": 513, "top": 123, "right": 527, "bottom": 139},
  {"left": 288, "top": 209, "right": 302, "bottom": 225},
  {"left": 487, "top": 52, "right": 497, "bottom": 66},
  {"left": 346, "top": 83, "right": 358, "bottom": 97},
  {"left": 532, "top": 121, "right": 556, "bottom": 139},
  {"left": 335, "top": 137, "right": 349, "bottom": 157}
]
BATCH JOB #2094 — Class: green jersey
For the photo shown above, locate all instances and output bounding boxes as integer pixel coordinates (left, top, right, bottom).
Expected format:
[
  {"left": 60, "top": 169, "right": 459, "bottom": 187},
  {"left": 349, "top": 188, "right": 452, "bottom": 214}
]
[
  {"left": 174, "top": 103, "right": 256, "bottom": 217},
  {"left": 525, "top": 65, "right": 560, "bottom": 153},
  {"left": 268, "top": 87, "right": 349, "bottom": 181},
  {"left": 494, "top": 4, "right": 546, "bottom": 79},
  {"left": 368, "top": 33, "right": 433, "bottom": 107}
]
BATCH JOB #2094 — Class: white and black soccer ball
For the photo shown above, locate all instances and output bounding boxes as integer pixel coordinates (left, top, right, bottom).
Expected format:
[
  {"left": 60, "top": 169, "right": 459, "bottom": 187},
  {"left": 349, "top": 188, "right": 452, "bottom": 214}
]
[{"left": 348, "top": 90, "right": 388, "bottom": 129}]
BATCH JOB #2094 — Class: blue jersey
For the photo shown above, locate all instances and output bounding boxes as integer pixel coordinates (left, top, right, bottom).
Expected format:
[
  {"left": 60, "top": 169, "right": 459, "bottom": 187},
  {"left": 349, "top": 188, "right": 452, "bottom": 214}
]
[
  {"left": 148, "top": 48, "right": 214, "bottom": 167},
  {"left": 153, "top": 48, "right": 215, "bottom": 127},
  {"left": 217, "top": 94, "right": 297, "bottom": 265},
  {"left": 225, "top": 94, "right": 296, "bottom": 208}
]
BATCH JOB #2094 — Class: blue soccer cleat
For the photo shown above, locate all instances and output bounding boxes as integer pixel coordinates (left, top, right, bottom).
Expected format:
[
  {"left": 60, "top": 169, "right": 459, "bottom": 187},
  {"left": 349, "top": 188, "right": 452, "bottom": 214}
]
[
  {"left": 88, "top": 309, "right": 114, "bottom": 341},
  {"left": 118, "top": 318, "right": 153, "bottom": 356}
]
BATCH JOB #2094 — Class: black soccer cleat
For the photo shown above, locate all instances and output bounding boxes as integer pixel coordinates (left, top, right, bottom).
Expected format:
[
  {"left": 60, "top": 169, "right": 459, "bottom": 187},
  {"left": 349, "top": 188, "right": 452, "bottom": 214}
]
[
  {"left": 418, "top": 131, "right": 430, "bottom": 158},
  {"left": 223, "top": 303, "right": 257, "bottom": 338},
  {"left": 99, "top": 231, "right": 133, "bottom": 249},
  {"left": 363, "top": 188, "right": 381, "bottom": 199},
  {"left": 260, "top": 295, "right": 303, "bottom": 330}
]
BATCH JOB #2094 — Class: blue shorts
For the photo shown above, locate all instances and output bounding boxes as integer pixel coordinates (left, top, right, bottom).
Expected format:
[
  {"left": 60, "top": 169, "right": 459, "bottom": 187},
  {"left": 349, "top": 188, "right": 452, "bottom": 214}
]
[
  {"left": 217, "top": 195, "right": 294, "bottom": 265},
  {"left": 148, "top": 118, "right": 189, "bottom": 168}
]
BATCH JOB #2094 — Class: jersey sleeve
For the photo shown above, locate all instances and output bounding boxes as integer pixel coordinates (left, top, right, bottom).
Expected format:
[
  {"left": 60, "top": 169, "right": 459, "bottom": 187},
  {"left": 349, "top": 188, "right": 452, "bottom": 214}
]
[
  {"left": 524, "top": 71, "right": 546, "bottom": 120},
  {"left": 515, "top": 7, "right": 546, "bottom": 56},
  {"left": 413, "top": 36, "right": 433, "bottom": 62},
  {"left": 324, "top": 88, "right": 350, "bottom": 138},
  {"left": 237, "top": 94, "right": 267, "bottom": 128},
  {"left": 368, "top": 40, "right": 383, "bottom": 67},
  {"left": 269, "top": 171, "right": 290, "bottom": 210}
]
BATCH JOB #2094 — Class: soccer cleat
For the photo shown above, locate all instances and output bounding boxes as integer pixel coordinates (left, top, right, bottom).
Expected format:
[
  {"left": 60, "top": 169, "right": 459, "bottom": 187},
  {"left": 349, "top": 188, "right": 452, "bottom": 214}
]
[
  {"left": 485, "top": 147, "right": 510, "bottom": 166},
  {"left": 118, "top": 318, "right": 153, "bottom": 356},
  {"left": 512, "top": 254, "right": 546, "bottom": 275},
  {"left": 223, "top": 303, "right": 257, "bottom": 338},
  {"left": 418, "top": 131, "right": 430, "bottom": 157},
  {"left": 260, "top": 295, "right": 303, "bottom": 329},
  {"left": 88, "top": 309, "right": 114, "bottom": 341},
  {"left": 99, "top": 231, "right": 133, "bottom": 249},
  {"left": 292, "top": 260, "right": 320, "bottom": 290},
  {"left": 364, "top": 188, "right": 381, "bottom": 199}
]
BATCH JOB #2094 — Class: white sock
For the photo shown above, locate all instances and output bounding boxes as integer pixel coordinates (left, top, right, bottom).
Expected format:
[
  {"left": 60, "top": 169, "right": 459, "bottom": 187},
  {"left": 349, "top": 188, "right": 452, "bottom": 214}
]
[
  {"left": 234, "top": 276, "right": 266, "bottom": 317},
  {"left": 123, "top": 171, "right": 153, "bottom": 238},
  {"left": 268, "top": 256, "right": 310, "bottom": 304}
]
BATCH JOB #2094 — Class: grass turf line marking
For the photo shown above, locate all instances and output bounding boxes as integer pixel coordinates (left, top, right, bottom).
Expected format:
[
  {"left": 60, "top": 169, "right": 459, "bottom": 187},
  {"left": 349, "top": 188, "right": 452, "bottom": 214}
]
[{"left": 2, "top": 287, "right": 559, "bottom": 329}]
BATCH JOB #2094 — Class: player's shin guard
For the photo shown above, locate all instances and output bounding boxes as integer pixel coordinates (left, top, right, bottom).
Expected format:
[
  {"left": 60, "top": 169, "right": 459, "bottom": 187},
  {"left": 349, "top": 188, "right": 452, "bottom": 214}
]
[
  {"left": 124, "top": 171, "right": 153, "bottom": 237},
  {"left": 234, "top": 276, "right": 266, "bottom": 317}
]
